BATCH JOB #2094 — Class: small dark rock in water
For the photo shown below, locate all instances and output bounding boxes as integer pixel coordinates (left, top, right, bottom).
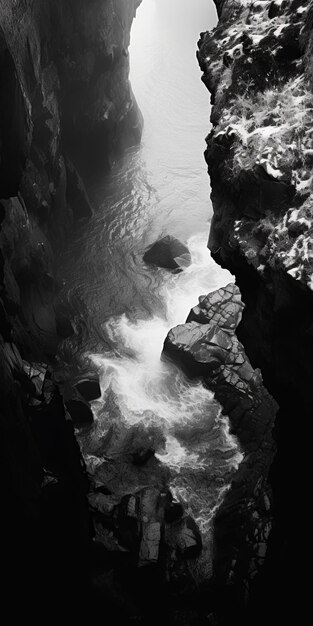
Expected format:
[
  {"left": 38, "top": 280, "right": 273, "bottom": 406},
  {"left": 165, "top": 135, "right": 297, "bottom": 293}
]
[
  {"left": 74, "top": 376, "right": 101, "bottom": 401},
  {"left": 166, "top": 515, "right": 202, "bottom": 560},
  {"left": 65, "top": 392, "right": 94, "bottom": 426},
  {"left": 164, "top": 501, "right": 184, "bottom": 524},
  {"left": 143, "top": 235, "right": 191, "bottom": 270}
]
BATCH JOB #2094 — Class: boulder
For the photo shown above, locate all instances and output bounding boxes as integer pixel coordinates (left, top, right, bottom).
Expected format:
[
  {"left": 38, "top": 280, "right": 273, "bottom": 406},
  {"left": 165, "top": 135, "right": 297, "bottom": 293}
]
[
  {"left": 164, "top": 501, "right": 184, "bottom": 524},
  {"left": 74, "top": 376, "right": 101, "bottom": 401},
  {"left": 138, "top": 522, "right": 161, "bottom": 566},
  {"left": 143, "top": 236, "right": 191, "bottom": 270},
  {"left": 165, "top": 515, "right": 202, "bottom": 560},
  {"left": 163, "top": 321, "right": 233, "bottom": 378},
  {"left": 65, "top": 388, "right": 94, "bottom": 426},
  {"left": 187, "top": 283, "right": 244, "bottom": 331}
]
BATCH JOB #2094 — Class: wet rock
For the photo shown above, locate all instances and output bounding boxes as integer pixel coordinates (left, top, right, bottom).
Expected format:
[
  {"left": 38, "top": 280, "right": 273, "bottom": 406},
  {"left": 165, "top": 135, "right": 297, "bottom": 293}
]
[
  {"left": 138, "top": 522, "right": 161, "bottom": 566},
  {"left": 164, "top": 321, "right": 233, "bottom": 378},
  {"left": 115, "top": 494, "right": 141, "bottom": 553},
  {"left": 164, "top": 501, "right": 184, "bottom": 524},
  {"left": 88, "top": 417, "right": 166, "bottom": 469},
  {"left": 164, "top": 280, "right": 278, "bottom": 609},
  {"left": 187, "top": 283, "right": 244, "bottom": 331},
  {"left": 178, "top": 516, "right": 203, "bottom": 560},
  {"left": 165, "top": 515, "right": 202, "bottom": 561},
  {"left": 74, "top": 376, "right": 101, "bottom": 402},
  {"left": 143, "top": 235, "right": 191, "bottom": 270},
  {"left": 88, "top": 492, "right": 118, "bottom": 517},
  {"left": 65, "top": 390, "right": 94, "bottom": 426}
]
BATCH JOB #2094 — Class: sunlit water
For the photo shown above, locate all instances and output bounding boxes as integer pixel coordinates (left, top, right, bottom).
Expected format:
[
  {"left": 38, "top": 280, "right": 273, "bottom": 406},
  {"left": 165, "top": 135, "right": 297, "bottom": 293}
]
[{"left": 58, "top": 0, "right": 241, "bottom": 540}]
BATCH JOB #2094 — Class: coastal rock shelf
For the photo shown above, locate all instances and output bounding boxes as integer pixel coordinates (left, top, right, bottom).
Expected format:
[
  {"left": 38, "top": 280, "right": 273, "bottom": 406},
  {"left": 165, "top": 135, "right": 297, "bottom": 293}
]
[{"left": 163, "top": 283, "right": 277, "bottom": 613}]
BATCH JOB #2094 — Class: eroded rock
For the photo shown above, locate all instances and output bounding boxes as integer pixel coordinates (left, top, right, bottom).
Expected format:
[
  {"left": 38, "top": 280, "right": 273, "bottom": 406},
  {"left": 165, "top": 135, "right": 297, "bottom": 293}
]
[
  {"left": 163, "top": 281, "right": 278, "bottom": 611},
  {"left": 65, "top": 391, "right": 94, "bottom": 426},
  {"left": 144, "top": 235, "right": 191, "bottom": 270},
  {"left": 74, "top": 376, "right": 101, "bottom": 402}
]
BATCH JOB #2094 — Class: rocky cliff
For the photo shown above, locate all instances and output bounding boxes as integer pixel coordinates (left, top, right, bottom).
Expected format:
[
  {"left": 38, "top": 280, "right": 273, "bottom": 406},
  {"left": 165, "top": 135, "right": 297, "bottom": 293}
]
[
  {"left": 164, "top": 0, "right": 310, "bottom": 623},
  {"left": 0, "top": 0, "right": 142, "bottom": 618},
  {"left": 1, "top": 0, "right": 309, "bottom": 621}
]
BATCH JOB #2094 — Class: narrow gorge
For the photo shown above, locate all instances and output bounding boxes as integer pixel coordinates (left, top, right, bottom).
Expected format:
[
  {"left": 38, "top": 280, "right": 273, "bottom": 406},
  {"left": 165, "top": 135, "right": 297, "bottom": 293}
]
[{"left": 0, "top": 0, "right": 308, "bottom": 624}]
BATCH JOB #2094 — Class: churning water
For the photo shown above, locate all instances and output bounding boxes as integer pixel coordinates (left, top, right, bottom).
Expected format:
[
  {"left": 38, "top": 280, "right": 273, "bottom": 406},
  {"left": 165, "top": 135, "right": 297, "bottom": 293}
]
[{"left": 58, "top": 0, "right": 241, "bottom": 538}]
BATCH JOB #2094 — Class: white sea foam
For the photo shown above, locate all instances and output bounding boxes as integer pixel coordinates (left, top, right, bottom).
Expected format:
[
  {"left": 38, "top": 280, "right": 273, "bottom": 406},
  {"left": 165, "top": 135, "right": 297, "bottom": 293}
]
[{"left": 87, "top": 234, "right": 242, "bottom": 534}]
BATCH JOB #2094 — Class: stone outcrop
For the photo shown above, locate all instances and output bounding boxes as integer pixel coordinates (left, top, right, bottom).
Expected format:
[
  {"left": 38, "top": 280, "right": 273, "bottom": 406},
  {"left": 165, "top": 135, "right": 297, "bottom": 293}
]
[
  {"left": 143, "top": 235, "right": 192, "bottom": 271},
  {"left": 164, "top": 283, "right": 277, "bottom": 621},
  {"left": 192, "top": 0, "right": 312, "bottom": 622}
]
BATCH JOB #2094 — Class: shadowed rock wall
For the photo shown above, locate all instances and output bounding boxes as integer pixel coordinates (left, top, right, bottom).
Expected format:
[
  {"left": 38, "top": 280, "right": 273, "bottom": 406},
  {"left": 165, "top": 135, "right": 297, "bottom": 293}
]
[{"left": 0, "top": 0, "right": 142, "bottom": 618}]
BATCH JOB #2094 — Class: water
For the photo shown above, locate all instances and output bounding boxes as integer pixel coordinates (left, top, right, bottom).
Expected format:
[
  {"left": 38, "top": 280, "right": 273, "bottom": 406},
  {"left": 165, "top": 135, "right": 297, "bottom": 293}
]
[{"left": 58, "top": 0, "right": 241, "bottom": 541}]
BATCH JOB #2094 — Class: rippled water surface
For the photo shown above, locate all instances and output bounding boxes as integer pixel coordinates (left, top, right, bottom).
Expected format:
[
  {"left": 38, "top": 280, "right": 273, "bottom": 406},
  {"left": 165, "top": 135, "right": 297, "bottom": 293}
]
[{"left": 58, "top": 0, "right": 241, "bottom": 538}]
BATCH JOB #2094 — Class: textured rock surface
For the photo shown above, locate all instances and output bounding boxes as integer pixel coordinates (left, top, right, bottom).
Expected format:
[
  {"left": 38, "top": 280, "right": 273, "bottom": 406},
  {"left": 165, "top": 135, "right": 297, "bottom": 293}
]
[
  {"left": 143, "top": 235, "right": 192, "bottom": 270},
  {"left": 195, "top": 0, "right": 311, "bottom": 622},
  {"left": 164, "top": 283, "right": 278, "bottom": 620}
]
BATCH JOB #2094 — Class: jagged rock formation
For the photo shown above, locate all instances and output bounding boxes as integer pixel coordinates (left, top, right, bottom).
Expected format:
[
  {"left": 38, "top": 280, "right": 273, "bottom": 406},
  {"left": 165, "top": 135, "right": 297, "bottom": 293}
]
[
  {"left": 0, "top": 0, "right": 142, "bottom": 618},
  {"left": 164, "top": 283, "right": 277, "bottom": 622},
  {"left": 191, "top": 0, "right": 312, "bottom": 622},
  {"left": 198, "top": 0, "right": 313, "bottom": 416}
]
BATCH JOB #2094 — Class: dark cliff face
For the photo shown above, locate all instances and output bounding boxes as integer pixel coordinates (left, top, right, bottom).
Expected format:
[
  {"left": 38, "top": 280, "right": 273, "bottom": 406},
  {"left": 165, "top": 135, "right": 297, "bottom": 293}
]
[
  {"left": 196, "top": 0, "right": 311, "bottom": 621},
  {"left": 0, "top": 0, "right": 142, "bottom": 358},
  {"left": 0, "top": 0, "right": 141, "bottom": 617}
]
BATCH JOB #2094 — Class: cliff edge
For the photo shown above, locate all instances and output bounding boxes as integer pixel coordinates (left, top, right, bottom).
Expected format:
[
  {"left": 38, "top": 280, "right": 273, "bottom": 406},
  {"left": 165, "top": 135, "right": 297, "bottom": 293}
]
[{"left": 197, "top": 0, "right": 310, "bottom": 621}]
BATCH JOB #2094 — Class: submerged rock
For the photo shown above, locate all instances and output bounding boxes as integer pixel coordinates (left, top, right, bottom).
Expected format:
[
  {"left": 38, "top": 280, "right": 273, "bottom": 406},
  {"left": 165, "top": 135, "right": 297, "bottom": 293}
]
[
  {"left": 89, "top": 483, "right": 202, "bottom": 578},
  {"left": 74, "top": 376, "right": 101, "bottom": 402},
  {"left": 165, "top": 515, "right": 202, "bottom": 560},
  {"left": 65, "top": 389, "right": 94, "bottom": 426},
  {"left": 143, "top": 235, "right": 191, "bottom": 270}
]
